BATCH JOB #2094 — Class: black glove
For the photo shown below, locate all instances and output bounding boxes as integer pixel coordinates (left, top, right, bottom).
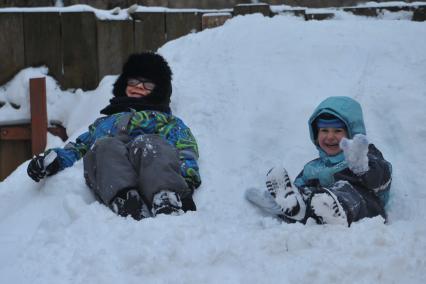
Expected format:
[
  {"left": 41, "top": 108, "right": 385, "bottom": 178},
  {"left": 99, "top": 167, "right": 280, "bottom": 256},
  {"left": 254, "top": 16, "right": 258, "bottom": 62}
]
[{"left": 27, "top": 151, "right": 60, "bottom": 182}]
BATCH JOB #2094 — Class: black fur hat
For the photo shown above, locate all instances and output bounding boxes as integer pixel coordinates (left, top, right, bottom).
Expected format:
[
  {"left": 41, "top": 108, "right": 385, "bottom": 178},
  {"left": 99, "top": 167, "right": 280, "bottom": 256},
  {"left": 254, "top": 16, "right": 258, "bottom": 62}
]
[{"left": 112, "top": 52, "right": 173, "bottom": 106}]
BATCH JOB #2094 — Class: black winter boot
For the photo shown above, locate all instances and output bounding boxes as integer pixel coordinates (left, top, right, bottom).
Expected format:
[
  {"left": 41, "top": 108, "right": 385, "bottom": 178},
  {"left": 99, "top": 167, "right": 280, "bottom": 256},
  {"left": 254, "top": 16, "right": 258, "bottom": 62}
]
[{"left": 110, "top": 189, "right": 149, "bottom": 221}]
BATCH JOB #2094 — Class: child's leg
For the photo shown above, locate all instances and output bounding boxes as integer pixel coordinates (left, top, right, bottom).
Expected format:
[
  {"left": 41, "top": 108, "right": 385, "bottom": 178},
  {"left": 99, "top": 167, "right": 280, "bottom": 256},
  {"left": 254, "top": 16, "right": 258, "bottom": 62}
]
[
  {"left": 309, "top": 188, "right": 348, "bottom": 225},
  {"left": 83, "top": 136, "right": 147, "bottom": 220},
  {"left": 245, "top": 187, "right": 291, "bottom": 217},
  {"left": 311, "top": 181, "right": 386, "bottom": 225},
  {"left": 245, "top": 167, "right": 307, "bottom": 223},
  {"left": 83, "top": 136, "right": 138, "bottom": 205},
  {"left": 265, "top": 167, "right": 307, "bottom": 221},
  {"left": 127, "top": 134, "right": 191, "bottom": 215}
]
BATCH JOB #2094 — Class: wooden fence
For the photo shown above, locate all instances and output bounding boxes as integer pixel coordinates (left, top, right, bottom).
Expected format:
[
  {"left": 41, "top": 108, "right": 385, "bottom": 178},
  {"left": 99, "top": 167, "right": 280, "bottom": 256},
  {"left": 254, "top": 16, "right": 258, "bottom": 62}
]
[
  {"left": 0, "top": 9, "right": 239, "bottom": 90},
  {"left": 1, "top": 3, "right": 426, "bottom": 90},
  {"left": 0, "top": 0, "right": 424, "bottom": 9},
  {"left": 0, "top": 11, "right": 201, "bottom": 90}
]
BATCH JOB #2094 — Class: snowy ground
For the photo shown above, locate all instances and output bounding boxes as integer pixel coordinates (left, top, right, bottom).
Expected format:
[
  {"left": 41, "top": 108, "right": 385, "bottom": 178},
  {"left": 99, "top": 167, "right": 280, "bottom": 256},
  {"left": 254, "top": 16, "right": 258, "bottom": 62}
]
[{"left": 1, "top": 11, "right": 426, "bottom": 284}]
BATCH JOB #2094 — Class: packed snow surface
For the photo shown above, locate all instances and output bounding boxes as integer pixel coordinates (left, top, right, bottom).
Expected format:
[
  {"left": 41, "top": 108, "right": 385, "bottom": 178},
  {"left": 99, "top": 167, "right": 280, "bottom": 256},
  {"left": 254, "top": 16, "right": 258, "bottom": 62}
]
[{"left": 1, "top": 12, "right": 426, "bottom": 284}]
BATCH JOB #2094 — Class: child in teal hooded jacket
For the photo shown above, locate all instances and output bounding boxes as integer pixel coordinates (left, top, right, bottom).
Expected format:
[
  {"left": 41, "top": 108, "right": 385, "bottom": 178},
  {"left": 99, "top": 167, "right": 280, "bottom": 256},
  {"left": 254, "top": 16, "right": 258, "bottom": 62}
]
[{"left": 246, "top": 96, "right": 392, "bottom": 226}]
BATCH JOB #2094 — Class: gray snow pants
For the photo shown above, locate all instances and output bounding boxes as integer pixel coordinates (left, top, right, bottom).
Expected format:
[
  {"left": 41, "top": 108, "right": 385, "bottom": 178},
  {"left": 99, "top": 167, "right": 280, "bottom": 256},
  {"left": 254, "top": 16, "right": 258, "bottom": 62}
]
[
  {"left": 83, "top": 134, "right": 190, "bottom": 207},
  {"left": 319, "top": 181, "right": 386, "bottom": 225}
]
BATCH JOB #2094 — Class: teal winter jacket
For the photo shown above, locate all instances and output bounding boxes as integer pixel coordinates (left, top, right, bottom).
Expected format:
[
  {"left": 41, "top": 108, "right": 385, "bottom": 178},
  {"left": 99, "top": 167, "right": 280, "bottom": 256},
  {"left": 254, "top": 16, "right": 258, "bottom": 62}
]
[{"left": 294, "top": 96, "right": 392, "bottom": 206}]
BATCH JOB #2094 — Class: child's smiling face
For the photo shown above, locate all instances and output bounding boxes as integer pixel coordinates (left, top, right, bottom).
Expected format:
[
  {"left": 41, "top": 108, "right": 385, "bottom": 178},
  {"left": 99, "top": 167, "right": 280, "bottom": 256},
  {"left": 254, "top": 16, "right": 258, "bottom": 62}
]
[
  {"left": 125, "top": 77, "right": 156, "bottom": 98},
  {"left": 317, "top": 127, "right": 348, "bottom": 156}
]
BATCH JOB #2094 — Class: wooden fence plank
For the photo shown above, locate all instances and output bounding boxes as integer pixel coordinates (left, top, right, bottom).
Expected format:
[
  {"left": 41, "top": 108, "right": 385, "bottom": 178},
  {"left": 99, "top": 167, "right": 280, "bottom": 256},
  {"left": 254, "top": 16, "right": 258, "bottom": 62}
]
[
  {"left": 166, "top": 12, "right": 202, "bottom": 42},
  {"left": 379, "top": 5, "right": 412, "bottom": 12},
  {"left": 150, "top": 0, "right": 180, "bottom": 8},
  {"left": 413, "top": 6, "right": 426, "bottom": 21},
  {"left": 0, "top": 0, "right": 53, "bottom": 8},
  {"left": 233, "top": 4, "right": 252, "bottom": 16},
  {"left": 0, "top": 140, "right": 31, "bottom": 181},
  {"left": 133, "top": 12, "right": 167, "bottom": 52},
  {"left": 234, "top": 3, "right": 271, "bottom": 17},
  {"left": 305, "top": 12, "right": 335, "bottom": 21},
  {"left": 97, "top": 20, "right": 135, "bottom": 78},
  {"left": 275, "top": 9, "right": 306, "bottom": 17},
  {"left": 343, "top": 7, "right": 379, "bottom": 17},
  {"left": 61, "top": 12, "right": 99, "bottom": 90},
  {"left": 24, "top": 12, "right": 62, "bottom": 83},
  {"left": 0, "top": 13, "right": 25, "bottom": 86},
  {"left": 253, "top": 4, "right": 272, "bottom": 17},
  {"left": 279, "top": 0, "right": 359, "bottom": 8},
  {"left": 0, "top": 126, "right": 31, "bottom": 140},
  {"left": 202, "top": 13, "right": 232, "bottom": 30},
  {"left": 30, "top": 77, "right": 47, "bottom": 156},
  {"left": 63, "top": 0, "right": 130, "bottom": 9}
]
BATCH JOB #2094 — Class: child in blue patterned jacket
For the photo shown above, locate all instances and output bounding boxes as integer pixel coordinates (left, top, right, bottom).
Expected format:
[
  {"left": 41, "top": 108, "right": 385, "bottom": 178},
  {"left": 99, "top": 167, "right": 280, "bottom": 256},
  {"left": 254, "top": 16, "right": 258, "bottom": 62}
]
[
  {"left": 27, "top": 52, "right": 201, "bottom": 221},
  {"left": 246, "top": 96, "right": 391, "bottom": 226}
]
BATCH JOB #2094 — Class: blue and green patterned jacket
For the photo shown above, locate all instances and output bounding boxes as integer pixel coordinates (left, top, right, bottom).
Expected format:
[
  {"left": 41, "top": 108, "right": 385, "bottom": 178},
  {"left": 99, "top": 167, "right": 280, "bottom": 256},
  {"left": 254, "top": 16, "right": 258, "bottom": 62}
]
[{"left": 51, "top": 110, "right": 201, "bottom": 190}]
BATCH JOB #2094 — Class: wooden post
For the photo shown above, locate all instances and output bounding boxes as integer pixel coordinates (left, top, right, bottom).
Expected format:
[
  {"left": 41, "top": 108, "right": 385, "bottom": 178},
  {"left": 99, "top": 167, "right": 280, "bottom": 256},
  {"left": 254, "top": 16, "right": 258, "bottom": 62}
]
[{"left": 29, "top": 77, "right": 47, "bottom": 156}]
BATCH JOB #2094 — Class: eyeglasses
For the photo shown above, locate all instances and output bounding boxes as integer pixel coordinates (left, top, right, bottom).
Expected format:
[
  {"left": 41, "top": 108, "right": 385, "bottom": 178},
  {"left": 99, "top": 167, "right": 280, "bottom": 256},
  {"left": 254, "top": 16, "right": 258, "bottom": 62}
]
[{"left": 127, "top": 78, "right": 156, "bottom": 91}]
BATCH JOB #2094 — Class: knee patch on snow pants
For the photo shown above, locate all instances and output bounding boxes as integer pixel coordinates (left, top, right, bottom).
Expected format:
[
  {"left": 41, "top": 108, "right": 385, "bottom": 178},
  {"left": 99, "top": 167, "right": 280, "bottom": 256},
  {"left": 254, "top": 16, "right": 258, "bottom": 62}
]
[
  {"left": 325, "top": 181, "right": 386, "bottom": 225},
  {"left": 83, "top": 134, "right": 190, "bottom": 207}
]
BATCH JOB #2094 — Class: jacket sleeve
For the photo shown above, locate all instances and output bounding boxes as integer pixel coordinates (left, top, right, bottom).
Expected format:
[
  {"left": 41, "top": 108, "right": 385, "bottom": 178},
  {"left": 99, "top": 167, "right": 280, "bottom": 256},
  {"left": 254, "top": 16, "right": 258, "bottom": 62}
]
[
  {"left": 50, "top": 122, "right": 98, "bottom": 171},
  {"left": 334, "top": 144, "right": 392, "bottom": 203},
  {"left": 165, "top": 118, "right": 201, "bottom": 190},
  {"left": 175, "top": 127, "right": 201, "bottom": 190}
]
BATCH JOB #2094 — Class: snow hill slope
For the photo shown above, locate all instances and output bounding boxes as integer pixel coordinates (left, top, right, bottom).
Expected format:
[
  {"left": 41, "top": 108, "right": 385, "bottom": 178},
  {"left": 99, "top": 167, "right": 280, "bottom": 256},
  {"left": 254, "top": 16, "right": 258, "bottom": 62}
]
[{"left": 1, "top": 13, "right": 426, "bottom": 284}]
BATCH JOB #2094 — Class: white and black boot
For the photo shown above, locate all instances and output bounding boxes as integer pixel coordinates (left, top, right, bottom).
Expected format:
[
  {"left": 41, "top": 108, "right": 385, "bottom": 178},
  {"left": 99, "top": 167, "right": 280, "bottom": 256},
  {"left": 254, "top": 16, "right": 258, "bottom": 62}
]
[
  {"left": 310, "top": 187, "right": 348, "bottom": 225},
  {"left": 265, "top": 167, "right": 307, "bottom": 222},
  {"left": 245, "top": 167, "right": 307, "bottom": 222},
  {"left": 151, "top": 190, "right": 184, "bottom": 217}
]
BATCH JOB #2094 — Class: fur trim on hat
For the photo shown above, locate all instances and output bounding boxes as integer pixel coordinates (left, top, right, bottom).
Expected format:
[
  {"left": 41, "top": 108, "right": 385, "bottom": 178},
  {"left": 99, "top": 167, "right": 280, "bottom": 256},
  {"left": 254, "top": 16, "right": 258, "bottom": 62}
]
[{"left": 112, "top": 52, "right": 173, "bottom": 106}]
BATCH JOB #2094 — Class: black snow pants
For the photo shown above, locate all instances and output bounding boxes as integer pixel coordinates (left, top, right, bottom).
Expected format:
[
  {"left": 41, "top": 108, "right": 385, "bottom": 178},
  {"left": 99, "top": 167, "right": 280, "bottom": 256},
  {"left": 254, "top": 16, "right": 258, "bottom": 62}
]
[{"left": 315, "top": 181, "right": 386, "bottom": 225}]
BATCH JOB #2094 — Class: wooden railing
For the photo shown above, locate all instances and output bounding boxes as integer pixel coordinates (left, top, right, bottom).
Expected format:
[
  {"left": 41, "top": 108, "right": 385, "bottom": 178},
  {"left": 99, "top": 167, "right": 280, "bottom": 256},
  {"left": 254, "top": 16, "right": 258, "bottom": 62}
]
[{"left": 0, "top": 78, "right": 67, "bottom": 180}]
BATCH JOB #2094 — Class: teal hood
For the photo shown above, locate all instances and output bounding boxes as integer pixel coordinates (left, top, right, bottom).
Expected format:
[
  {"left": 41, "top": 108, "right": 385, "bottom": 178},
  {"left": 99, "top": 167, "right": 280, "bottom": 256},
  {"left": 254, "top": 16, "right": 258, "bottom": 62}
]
[{"left": 308, "top": 96, "right": 366, "bottom": 146}]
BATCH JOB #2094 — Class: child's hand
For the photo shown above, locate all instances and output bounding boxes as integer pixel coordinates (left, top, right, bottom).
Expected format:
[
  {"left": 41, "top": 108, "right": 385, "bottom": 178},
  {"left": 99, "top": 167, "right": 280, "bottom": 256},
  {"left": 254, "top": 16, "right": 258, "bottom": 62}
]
[
  {"left": 339, "top": 134, "right": 369, "bottom": 175},
  {"left": 27, "top": 151, "right": 60, "bottom": 182}
]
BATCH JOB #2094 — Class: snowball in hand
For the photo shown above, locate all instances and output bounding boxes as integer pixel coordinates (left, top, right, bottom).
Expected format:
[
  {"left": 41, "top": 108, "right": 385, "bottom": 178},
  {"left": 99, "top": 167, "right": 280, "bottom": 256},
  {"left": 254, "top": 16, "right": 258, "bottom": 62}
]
[{"left": 339, "top": 134, "right": 369, "bottom": 175}]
